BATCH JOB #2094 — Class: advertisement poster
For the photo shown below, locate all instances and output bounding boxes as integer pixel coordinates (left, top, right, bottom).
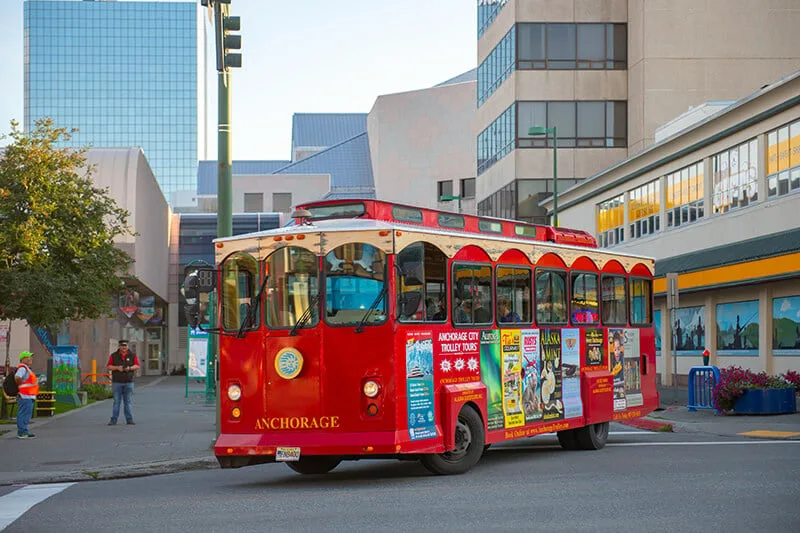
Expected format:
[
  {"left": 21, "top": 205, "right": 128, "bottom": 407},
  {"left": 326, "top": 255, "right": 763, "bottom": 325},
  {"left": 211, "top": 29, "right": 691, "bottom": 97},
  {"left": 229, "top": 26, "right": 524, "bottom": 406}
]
[
  {"left": 654, "top": 309, "right": 662, "bottom": 356},
  {"left": 716, "top": 300, "right": 759, "bottom": 354},
  {"left": 585, "top": 328, "right": 605, "bottom": 368},
  {"left": 609, "top": 328, "right": 626, "bottom": 410},
  {"left": 480, "top": 330, "right": 504, "bottom": 430},
  {"left": 623, "top": 329, "right": 642, "bottom": 407},
  {"left": 435, "top": 330, "right": 481, "bottom": 385},
  {"left": 119, "top": 287, "right": 139, "bottom": 318},
  {"left": 188, "top": 327, "right": 208, "bottom": 378},
  {"left": 406, "top": 332, "right": 436, "bottom": 441},
  {"left": 773, "top": 296, "right": 800, "bottom": 354},
  {"left": 561, "top": 328, "right": 583, "bottom": 419},
  {"left": 672, "top": 305, "right": 706, "bottom": 355},
  {"left": 521, "top": 329, "right": 542, "bottom": 423},
  {"left": 501, "top": 330, "right": 524, "bottom": 428},
  {"left": 136, "top": 295, "right": 155, "bottom": 323},
  {"left": 540, "top": 329, "right": 563, "bottom": 421},
  {"left": 52, "top": 345, "right": 79, "bottom": 394}
]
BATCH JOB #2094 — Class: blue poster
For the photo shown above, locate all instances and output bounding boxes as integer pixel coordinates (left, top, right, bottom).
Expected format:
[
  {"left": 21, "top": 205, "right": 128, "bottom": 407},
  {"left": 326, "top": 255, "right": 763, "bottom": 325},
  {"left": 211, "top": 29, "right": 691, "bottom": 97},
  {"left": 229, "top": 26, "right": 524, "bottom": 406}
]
[
  {"left": 716, "top": 300, "right": 759, "bottom": 355},
  {"left": 52, "top": 345, "right": 79, "bottom": 394},
  {"left": 773, "top": 296, "right": 800, "bottom": 354},
  {"left": 406, "top": 332, "right": 436, "bottom": 441},
  {"left": 654, "top": 309, "right": 662, "bottom": 355},
  {"left": 561, "top": 329, "right": 583, "bottom": 419}
]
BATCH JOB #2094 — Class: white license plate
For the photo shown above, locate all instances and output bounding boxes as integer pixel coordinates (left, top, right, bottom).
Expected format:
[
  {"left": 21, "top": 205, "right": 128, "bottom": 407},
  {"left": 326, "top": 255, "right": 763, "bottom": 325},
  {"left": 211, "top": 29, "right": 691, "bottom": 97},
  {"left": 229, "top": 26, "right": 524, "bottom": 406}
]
[{"left": 276, "top": 447, "right": 301, "bottom": 462}]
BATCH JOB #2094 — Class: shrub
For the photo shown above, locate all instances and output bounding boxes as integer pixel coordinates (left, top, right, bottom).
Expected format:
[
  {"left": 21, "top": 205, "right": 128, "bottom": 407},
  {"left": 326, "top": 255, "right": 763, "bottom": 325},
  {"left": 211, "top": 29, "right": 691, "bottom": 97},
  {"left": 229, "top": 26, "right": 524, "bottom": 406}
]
[
  {"left": 713, "top": 366, "right": 794, "bottom": 413},
  {"left": 781, "top": 370, "right": 800, "bottom": 389},
  {"left": 80, "top": 383, "right": 113, "bottom": 401}
]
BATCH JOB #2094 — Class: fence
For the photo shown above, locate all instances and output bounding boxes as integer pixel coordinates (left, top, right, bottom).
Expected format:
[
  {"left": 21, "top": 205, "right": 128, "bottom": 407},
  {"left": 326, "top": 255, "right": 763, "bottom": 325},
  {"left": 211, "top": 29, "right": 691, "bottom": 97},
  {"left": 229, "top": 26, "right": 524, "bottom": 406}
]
[{"left": 687, "top": 366, "right": 721, "bottom": 413}]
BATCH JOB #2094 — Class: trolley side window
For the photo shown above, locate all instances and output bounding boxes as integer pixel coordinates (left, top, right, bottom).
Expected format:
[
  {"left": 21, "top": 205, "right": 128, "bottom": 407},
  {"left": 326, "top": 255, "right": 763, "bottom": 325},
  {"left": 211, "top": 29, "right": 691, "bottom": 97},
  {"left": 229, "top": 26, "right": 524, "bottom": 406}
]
[
  {"left": 496, "top": 266, "right": 532, "bottom": 324},
  {"left": 570, "top": 272, "right": 600, "bottom": 324},
  {"left": 630, "top": 277, "right": 652, "bottom": 325},
  {"left": 535, "top": 269, "right": 568, "bottom": 324},
  {"left": 601, "top": 274, "right": 627, "bottom": 325},
  {"left": 396, "top": 242, "right": 448, "bottom": 323},
  {"left": 452, "top": 264, "right": 493, "bottom": 326},
  {"left": 221, "top": 253, "right": 259, "bottom": 331}
]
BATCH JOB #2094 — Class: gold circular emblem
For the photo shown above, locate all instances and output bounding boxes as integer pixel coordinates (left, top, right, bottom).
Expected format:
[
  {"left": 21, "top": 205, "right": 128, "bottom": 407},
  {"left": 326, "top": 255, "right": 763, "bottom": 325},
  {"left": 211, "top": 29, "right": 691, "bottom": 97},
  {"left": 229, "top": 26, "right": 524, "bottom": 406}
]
[{"left": 275, "top": 348, "right": 303, "bottom": 379}]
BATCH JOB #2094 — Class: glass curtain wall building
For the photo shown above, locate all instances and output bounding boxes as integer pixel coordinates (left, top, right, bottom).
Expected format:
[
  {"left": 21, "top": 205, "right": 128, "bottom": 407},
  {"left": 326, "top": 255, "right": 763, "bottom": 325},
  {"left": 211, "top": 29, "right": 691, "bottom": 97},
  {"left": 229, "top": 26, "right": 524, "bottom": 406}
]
[{"left": 24, "top": 0, "right": 198, "bottom": 205}]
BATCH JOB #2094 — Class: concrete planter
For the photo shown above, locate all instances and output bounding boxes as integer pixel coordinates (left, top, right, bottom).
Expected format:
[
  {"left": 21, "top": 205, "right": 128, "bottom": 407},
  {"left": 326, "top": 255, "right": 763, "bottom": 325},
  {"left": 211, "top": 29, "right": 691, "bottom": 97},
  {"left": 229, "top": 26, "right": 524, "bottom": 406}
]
[{"left": 733, "top": 388, "right": 797, "bottom": 415}]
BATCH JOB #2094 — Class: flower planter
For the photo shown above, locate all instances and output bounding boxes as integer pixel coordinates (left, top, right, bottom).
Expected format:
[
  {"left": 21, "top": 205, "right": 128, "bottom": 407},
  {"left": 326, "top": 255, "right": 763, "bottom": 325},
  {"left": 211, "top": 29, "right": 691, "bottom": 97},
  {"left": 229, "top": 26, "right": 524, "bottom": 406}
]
[{"left": 732, "top": 388, "right": 797, "bottom": 415}]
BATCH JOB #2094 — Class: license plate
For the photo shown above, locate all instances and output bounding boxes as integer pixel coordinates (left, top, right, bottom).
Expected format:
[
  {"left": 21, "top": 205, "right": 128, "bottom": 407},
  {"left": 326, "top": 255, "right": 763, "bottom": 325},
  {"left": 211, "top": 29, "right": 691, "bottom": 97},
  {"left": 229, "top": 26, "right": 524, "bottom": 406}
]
[{"left": 276, "top": 447, "right": 301, "bottom": 462}]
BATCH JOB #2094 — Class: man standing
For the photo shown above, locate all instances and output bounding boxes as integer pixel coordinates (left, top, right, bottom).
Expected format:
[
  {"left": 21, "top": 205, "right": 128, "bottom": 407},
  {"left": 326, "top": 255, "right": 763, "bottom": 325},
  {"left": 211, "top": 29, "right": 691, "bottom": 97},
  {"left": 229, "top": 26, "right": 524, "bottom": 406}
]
[
  {"left": 107, "top": 340, "right": 140, "bottom": 425},
  {"left": 14, "top": 351, "right": 38, "bottom": 439}
]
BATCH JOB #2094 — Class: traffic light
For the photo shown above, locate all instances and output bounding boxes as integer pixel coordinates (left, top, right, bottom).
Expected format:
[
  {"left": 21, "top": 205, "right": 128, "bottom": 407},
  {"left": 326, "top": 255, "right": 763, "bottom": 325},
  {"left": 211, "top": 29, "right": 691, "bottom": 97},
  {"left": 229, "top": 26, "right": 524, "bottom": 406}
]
[{"left": 213, "top": 1, "right": 242, "bottom": 71}]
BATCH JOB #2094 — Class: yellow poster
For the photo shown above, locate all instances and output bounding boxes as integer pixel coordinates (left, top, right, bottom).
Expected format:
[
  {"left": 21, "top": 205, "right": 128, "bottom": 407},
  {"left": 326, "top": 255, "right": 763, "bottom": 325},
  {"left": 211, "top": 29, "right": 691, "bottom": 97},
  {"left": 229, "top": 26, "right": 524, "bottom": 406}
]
[{"left": 501, "top": 330, "right": 524, "bottom": 428}]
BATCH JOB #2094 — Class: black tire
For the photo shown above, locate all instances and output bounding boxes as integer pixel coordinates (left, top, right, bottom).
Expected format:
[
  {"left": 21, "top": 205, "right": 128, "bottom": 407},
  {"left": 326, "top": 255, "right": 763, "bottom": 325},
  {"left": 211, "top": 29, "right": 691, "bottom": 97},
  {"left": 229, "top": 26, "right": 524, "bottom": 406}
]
[
  {"left": 483, "top": 443, "right": 492, "bottom": 455},
  {"left": 421, "top": 406, "right": 485, "bottom": 475},
  {"left": 556, "top": 429, "right": 580, "bottom": 450},
  {"left": 575, "top": 422, "right": 609, "bottom": 450},
  {"left": 285, "top": 456, "right": 341, "bottom": 475}
]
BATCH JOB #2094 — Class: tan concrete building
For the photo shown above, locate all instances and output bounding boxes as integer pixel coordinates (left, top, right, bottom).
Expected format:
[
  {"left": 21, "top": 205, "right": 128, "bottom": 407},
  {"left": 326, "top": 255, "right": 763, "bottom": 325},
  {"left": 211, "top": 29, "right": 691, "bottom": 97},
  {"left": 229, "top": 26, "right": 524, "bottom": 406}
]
[
  {"left": 476, "top": 0, "right": 800, "bottom": 224},
  {"left": 545, "top": 70, "right": 800, "bottom": 383}
]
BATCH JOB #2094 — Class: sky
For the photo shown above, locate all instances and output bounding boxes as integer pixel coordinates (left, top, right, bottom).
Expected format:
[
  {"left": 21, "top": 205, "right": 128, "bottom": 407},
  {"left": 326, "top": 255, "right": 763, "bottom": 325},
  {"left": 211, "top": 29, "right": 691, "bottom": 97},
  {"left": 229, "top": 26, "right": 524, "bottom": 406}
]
[{"left": 0, "top": 0, "right": 477, "bottom": 161}]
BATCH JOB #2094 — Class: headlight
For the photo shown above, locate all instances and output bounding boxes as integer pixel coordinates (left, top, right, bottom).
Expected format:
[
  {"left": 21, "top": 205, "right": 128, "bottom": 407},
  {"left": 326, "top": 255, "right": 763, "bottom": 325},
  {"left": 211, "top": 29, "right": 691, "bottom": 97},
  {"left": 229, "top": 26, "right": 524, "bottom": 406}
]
[
  {"left": 227, "top": 384, "right": 242, "bottom": 401},
  {"left": 363, "top": 380, "right": 380, "bottom": 398}
]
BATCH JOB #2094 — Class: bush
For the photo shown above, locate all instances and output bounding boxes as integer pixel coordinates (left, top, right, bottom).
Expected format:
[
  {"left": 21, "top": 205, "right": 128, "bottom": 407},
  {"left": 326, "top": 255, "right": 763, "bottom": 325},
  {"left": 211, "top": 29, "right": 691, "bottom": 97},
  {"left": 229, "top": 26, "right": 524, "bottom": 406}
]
[
  {"left": 80, "top": 383, "right": 113, "bottom": 401},
  {"left": 713, "top": 366, "right": 795, "bottom": 412},
  {"left": 781, "top": 370, "right": 800, "bottom": 389}
]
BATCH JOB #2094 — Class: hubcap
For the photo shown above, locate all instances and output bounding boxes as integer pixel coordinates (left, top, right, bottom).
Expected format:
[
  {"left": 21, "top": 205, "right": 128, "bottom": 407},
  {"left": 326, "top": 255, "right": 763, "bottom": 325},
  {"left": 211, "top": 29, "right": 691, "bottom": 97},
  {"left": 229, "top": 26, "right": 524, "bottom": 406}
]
[{"left": 443, "top": 418, "right": 473, "bottom": 462}]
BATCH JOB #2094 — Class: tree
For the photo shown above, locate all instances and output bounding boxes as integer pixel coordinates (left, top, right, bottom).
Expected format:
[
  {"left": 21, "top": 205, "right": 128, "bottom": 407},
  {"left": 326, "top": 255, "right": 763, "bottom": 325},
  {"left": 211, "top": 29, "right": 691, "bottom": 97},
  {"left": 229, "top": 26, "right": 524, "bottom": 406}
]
[{"left": 0, "top": 119, "right": 134, "bottom": 335}]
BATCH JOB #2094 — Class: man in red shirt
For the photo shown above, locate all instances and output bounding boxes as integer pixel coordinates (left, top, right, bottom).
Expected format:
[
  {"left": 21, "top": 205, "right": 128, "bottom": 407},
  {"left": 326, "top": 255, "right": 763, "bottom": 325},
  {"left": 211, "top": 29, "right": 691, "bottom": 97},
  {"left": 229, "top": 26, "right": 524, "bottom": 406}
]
[{"left": 106, "top": 340, "right": 140, "bottom": 425}]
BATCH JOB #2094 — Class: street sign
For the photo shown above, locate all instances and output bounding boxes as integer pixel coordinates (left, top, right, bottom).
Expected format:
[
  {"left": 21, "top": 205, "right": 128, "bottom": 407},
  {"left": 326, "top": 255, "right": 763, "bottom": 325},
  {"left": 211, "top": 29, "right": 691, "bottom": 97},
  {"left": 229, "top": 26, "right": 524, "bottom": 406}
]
[{"left": 666, "top": 273, "right": 679, "bottom": 310}]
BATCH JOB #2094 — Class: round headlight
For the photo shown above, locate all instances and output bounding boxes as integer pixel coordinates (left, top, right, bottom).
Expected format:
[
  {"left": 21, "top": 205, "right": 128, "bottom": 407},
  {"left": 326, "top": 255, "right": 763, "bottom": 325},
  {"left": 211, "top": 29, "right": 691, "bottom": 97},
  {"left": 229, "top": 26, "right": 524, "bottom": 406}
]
[
  {"left": 363, "top": 380, "right": 380, "bottom": 398},
  {"left": 227, "top": 384, "right": 242, "bottom": 401}
]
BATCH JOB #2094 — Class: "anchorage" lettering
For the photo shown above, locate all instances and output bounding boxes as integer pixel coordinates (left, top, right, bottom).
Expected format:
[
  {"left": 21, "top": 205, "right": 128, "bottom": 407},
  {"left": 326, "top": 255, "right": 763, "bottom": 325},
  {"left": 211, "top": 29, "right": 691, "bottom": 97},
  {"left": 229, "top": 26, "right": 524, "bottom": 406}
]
[{"left": 254, "top": 416, "right": 340, "bottom": 431}]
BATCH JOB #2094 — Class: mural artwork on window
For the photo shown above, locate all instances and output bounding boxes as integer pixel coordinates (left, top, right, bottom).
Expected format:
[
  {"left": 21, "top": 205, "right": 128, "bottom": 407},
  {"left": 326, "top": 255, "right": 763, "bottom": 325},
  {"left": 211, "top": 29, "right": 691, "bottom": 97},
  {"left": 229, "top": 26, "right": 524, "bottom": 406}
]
[
  {"left": 716, "top": 300, "right": 759, "bottom": 355},
  {"left": 672, "top": 306, "right": 705, "bottom": 355},
  {"left": 654, "top": 309, "right": 661, "bottom": 356},
  {"left": 773, "top": 296, "right": 800, "bottom": 355}
]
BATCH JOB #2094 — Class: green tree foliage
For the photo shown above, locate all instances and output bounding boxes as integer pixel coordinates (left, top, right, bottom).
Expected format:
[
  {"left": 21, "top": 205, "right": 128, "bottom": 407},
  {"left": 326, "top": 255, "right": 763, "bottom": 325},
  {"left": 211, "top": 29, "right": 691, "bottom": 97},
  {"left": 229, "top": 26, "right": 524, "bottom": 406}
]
[{"left": 0, "top": 119, "right": 134, "bottom": 326}]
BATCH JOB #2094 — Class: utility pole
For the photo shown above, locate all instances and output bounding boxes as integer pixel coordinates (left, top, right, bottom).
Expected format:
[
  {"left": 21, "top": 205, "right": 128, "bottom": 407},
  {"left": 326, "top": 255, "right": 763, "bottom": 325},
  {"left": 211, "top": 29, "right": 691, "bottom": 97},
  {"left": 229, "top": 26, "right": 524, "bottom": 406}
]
[{"left": 204, "top": 0, "right": 242, "bottom": 238}]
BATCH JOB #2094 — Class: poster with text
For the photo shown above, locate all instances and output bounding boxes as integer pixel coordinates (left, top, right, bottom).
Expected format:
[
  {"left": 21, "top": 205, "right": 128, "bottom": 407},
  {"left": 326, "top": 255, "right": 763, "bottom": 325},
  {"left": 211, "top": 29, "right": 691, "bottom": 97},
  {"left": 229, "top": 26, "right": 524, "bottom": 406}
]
[
  {"left": 584, "top": 328, "right": 605, "bottom": 368},
  {"left": 501, "top": 330, "right": 524, "bottom": 428},
  {"left": 561, "top": 328, "right": 583, "bottom": 419},
  {"left": 609, "top": 328, "right": 626, "bottom": 411},
  {"left": 521, "top": 329, "right": 542, "bottom": 423},
  {"left": 435, "top": 330, "right": 481, "bottom": 385},
  {"left": 188, "top": 327, "right": 208, "bottom": 378},
  {"left": 406, "top": 332, "right": 436, "bottom": 441},
  {"left": 623, "top": 329, "right": 642, "bottom": 407},
  {"left": 480, "top": 330, "right": 504, "bottom": 430},
  {"left": 540, "top": 329, "right": 563, "bottom": 421}
]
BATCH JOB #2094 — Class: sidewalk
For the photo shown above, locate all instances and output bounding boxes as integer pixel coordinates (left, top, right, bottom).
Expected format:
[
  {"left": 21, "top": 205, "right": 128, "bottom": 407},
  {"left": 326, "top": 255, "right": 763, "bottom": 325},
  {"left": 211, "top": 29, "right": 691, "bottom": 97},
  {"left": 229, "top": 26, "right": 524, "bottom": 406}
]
[
  {"left": 620, "top": 384, "right": 800, "bottom": 440},
  {"left": 0, "top": 376, "right": 218, "bottom": 485}
]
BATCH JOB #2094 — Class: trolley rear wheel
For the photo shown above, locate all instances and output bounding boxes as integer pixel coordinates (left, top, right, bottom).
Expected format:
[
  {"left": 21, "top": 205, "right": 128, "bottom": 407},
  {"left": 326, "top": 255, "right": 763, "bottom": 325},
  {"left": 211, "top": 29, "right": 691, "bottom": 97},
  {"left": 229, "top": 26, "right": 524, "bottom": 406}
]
[
  {"left": 420, "top": 406, "right": 485, "bottom": 475},
  {"left": 575, "top": 422, "right": 609, "bottom": 450}
]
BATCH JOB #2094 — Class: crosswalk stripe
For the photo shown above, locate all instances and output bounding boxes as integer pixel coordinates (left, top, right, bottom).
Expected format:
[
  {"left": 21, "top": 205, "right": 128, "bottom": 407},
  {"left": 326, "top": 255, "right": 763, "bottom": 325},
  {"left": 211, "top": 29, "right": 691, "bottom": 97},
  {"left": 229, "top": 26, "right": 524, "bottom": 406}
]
[{"left": 0, "top": 483, "right": 75, "bottom": 531}]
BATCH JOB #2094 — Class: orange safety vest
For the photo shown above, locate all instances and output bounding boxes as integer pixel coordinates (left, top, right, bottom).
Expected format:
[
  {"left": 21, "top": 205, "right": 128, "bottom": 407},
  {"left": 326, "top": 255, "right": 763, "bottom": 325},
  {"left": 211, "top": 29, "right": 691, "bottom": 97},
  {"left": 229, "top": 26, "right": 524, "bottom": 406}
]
[{"left": 17, "top": 363, "right": 39, "bottom": 397}]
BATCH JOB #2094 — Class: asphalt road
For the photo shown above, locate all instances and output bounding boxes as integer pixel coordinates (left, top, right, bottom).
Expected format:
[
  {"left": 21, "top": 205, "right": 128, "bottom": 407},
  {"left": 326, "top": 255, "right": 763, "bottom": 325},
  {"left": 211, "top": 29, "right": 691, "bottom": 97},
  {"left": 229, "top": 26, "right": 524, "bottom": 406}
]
[{"left": 3, "top": 428, "right": 799, "bottom": 533}]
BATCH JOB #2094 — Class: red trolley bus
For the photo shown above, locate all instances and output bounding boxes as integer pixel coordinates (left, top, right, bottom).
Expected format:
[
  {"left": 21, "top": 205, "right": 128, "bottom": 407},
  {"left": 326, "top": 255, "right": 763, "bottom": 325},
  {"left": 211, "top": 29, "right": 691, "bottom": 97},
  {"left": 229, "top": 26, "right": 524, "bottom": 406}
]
[{"left": 183, "top": 199, "right": 658, "bottom": 475}]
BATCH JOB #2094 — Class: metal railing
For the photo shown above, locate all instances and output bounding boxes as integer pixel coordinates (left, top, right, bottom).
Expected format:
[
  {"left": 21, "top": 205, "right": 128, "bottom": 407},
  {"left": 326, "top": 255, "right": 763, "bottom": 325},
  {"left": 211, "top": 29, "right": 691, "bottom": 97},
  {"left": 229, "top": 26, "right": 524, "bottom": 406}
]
[{"left": 687, "top": 366, "right": 721, "bottom": 413}]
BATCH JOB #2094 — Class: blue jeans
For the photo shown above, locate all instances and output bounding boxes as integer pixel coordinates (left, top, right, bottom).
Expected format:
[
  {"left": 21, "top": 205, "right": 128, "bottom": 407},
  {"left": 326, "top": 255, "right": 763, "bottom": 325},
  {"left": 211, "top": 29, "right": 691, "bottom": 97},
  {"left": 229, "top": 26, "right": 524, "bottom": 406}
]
[
  {"left": 111, "top": 382, "right": 135, "bottom": 422},
  {"left": 17, "top": 397, "right": 34, "bottom": 436}
]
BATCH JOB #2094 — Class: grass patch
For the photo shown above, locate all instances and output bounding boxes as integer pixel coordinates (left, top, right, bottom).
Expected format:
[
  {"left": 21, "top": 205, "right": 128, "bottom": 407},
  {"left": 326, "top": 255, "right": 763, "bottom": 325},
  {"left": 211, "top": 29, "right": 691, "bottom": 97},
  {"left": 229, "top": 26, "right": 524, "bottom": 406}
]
[
  {"left": 52, "top": 402, "right": 83, "bottom": 416},
  {"left": 83, "top": 471, "right": 100, "bottom": 479},
  {"left": 657, "top": 424, "right": 673, "bottom": 432}
]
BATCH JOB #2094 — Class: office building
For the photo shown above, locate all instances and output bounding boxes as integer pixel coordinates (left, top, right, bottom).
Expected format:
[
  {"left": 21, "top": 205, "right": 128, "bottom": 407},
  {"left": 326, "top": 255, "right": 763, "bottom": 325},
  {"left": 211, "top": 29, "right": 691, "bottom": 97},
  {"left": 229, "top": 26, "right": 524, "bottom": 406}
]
[{"left": 24, "top": 0, "right": 200, "bottom": 207}]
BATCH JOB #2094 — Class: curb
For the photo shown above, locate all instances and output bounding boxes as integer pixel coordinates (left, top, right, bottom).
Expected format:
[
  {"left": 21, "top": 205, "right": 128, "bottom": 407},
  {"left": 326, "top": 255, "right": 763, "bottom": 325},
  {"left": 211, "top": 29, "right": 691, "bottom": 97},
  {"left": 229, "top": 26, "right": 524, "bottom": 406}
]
[
  {"left": 0, "top": 456, "right": 219, "bottom": 486},
  {"left": 619, "top": 416, "right": 674, "bottom": 432}
]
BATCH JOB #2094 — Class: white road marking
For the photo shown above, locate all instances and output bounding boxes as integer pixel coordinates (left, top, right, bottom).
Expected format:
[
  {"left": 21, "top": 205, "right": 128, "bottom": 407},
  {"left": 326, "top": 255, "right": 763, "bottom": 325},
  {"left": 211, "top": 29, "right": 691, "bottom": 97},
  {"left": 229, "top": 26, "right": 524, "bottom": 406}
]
[{"left": 0, "top": 483, "right": 75, "bottom": 531}]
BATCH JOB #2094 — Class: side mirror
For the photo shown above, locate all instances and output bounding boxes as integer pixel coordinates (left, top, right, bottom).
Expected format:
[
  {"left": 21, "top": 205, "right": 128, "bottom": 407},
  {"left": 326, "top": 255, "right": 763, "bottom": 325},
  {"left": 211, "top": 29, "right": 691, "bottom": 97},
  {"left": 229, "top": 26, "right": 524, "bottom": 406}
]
[{"left": 398, "top": 291, "right": 423, "bottom": 318}]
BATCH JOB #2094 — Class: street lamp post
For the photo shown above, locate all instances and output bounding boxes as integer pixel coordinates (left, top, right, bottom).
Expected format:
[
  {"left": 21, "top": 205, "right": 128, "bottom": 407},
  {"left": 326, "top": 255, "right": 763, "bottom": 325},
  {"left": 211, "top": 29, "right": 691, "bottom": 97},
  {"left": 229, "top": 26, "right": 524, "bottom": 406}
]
[
  {"left": 439, "top": 194, "right": 462, "bottom": 214},
  {"left": 528, "top": 126, "right": 558, "bottom": 227}
]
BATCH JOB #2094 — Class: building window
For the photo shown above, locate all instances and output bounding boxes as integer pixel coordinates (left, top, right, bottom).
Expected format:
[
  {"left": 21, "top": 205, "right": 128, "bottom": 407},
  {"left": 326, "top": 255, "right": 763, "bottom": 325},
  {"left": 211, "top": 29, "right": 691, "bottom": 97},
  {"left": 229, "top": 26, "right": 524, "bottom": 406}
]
[
  {"left": 437, "top": 180, "right": 454, "bottom": 199},
  {"left": 518, "top": 23, "right": 626, "bottom": 70},
  {"left": 712, "top": 139, "right": 758, "bottom": 214},
  {"left": 767, "top": 119, "right": 800, "bottom": 198},
  {"left": 666, "top": 161, "right": 704, "bottom": 228},
  {"left": 628, "top": 179, "right": 660, "bottom": 240},
  {"left": 477, "top": 178, "right": 581, "bottom": 223},
  {"left": 517, "top": 101, "right": 626, "bottom": 149},
  {"left": 461, "top": 178, "right": 476, "bottom": 199},
  {"left": 272, "top": 192, "right": 292, "bottom": 213},
  {"left": 243, "top": 193, "right": 263, "bottom": 213},
  {"left": 597, "top": 194, "right": 624, "bottom": 248},
  {"left": 477, "top": 0, "right": 509, "bottom": 39},
  {"left": 477, "top": 103, "right": 516, "bottom": 175},
  {"left": 477, "top": 26, "right": 516, "bottom": 106}
]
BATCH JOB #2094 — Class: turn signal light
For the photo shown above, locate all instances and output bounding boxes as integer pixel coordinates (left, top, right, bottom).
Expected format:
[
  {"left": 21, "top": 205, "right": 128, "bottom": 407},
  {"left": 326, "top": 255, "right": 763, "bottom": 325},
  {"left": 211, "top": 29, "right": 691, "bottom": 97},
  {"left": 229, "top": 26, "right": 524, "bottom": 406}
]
[
  {"left": 231, "top": 407, "right": 241, "bottom": 419},
  {"left": 367, "top": 403, "right": 379, "bottom": 416}
]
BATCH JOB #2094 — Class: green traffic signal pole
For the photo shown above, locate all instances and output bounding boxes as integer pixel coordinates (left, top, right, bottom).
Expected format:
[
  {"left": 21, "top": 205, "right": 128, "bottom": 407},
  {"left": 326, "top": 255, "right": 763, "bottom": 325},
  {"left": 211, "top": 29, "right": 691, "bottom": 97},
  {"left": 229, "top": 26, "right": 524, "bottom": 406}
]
[
  {"left": 528, "top": 126, "right": 558, "bottom": 227},
  {"left": 216, "top": 1, "right": 232, "bottom": 239}
]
